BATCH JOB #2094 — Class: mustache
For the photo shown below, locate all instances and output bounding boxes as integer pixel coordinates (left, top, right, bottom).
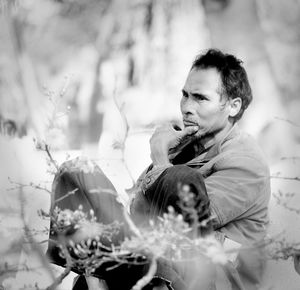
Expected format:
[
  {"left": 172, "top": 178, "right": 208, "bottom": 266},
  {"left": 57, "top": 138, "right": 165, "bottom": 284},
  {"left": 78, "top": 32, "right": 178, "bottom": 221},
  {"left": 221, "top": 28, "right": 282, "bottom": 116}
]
[{"left": 183, "top": 119, "right": 199, "bottom": 126}]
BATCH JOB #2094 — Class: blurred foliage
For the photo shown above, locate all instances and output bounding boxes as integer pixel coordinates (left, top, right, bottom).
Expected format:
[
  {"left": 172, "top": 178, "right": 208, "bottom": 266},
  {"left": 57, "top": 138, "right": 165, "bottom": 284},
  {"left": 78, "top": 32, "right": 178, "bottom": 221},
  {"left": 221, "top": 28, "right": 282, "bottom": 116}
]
[
  {"left": 0, "top": 0, "right": 299, "bottom": 143},
  {"left": 257, "top": 0, "right": 300, "bottom": 102},
  {"left": 0, "top": 1, "right": 300, "bottom": 288},
  {"left": 0, "top": 0, "right": 208, "bottom": 147}
]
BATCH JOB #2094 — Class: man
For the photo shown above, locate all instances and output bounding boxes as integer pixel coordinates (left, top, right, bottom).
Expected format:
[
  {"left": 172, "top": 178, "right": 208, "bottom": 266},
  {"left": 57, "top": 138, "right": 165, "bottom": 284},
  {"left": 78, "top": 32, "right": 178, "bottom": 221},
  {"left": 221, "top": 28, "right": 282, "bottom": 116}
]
[
  {"left": 48, "top": 49, "right": 270, "bottom": 289},
  {"left": 132, "top": 48, "right": 270, "bottom": 246},
  {"left": 130, "top": 48, "right": 271, "bottom": 289}
]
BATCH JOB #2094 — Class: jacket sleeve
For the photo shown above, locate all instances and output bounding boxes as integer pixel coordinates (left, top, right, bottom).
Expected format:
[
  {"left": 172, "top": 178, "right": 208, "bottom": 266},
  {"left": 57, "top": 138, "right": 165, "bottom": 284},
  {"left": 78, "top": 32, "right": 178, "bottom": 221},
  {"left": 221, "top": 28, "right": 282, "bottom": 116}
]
[
  {"left": 130, "top": 164, "right": 173, "bottom": 216},
  {"left": 205, "top": 153, "right": 270, "bottom": 228}
]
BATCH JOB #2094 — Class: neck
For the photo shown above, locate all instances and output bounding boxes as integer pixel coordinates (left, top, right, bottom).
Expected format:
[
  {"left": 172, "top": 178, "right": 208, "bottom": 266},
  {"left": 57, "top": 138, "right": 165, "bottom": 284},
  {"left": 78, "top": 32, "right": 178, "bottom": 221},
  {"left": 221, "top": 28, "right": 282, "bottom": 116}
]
[{"left": 200, "top": 122, "right": 235, "bottom": 149}]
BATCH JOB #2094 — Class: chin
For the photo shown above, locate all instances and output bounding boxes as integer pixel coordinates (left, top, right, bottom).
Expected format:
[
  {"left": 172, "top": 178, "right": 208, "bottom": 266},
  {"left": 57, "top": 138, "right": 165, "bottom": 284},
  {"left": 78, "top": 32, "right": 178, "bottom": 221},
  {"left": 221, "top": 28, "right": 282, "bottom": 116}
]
[{"left": 194, "top": 129, "right": 207, "bottom": 139}]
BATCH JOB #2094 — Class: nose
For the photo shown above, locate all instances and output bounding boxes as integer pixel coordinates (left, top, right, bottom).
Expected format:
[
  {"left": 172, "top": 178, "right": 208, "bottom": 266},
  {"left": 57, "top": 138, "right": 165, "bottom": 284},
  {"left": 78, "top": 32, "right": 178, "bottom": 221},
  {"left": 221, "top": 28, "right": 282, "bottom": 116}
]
[{"left": 180, "top": 96, "right": 195, "bottom": 117}]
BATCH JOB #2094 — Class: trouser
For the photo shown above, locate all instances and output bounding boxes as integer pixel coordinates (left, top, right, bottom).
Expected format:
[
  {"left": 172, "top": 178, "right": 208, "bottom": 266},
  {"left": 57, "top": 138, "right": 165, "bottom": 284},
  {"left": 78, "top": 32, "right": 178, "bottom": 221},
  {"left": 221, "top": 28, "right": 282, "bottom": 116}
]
[{"left": 47, "top": 160, "right": 211, "bottom": 290}]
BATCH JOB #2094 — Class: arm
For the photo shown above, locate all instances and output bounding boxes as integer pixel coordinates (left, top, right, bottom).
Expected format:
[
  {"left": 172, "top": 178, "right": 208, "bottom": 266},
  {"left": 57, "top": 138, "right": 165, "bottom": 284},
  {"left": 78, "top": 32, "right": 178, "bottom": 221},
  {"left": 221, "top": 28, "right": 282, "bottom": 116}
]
[
  {"left": 146, "top": 123, "right": 198, "bottom": 187},
  {"left": 204, "top": 153, "right": 270, "bottom": 228},
  {"left": 149, "top": 123, "right": 198, "bottom": 166},
  {"left": 130, "top": 124, "right": 198, "bottom": 216}
]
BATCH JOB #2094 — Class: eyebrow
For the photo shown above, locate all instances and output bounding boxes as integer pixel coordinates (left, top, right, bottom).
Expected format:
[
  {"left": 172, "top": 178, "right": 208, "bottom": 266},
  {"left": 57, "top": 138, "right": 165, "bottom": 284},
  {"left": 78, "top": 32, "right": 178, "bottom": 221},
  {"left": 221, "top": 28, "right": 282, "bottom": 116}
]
[
  {"left": 192, "top": 92, "right": 208, "bottom": 100},
  {"left": 182, "top": 89, "right": 208, "bottom": 100},
  {"left": 182, "top": 89, "right": 188, "bottom": 96}
]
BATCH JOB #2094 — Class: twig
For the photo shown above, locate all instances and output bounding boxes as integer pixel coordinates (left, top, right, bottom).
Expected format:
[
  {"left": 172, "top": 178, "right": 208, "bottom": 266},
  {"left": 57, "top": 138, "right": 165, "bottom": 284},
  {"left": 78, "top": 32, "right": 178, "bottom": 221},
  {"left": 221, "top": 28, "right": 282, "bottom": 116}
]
[
  {"left": 266, "top": 236, "right": 300, "bottom": 260},
  {"left": 22, "top": 229, "right": 50, "bottom": 240},
  {"left": 54, "top": 188, "right": 78, "bottom": 203},
  {"left": 280, "top": 156, "right": 300, "bottom": 161},
  {"left": 45, "top": 144, "right": 59, "bottom": 171},
  {"left": 272, "top": 191, "right": 300, "bottom": 214},
  {"left": 131, "top": 255, "right": 157, "bottom": 290},
  {"left": 7, "top": 178, "right": 52, "bottom": 194},
  {"left": 46, "top": 236, "right": 72, "bottom": 290},
  {"left": 112, "top": 84, "right": 136, "bottom": 186},
  {"left": 18, "top": 187, "right": 57, "bottom": 282},
  {"left": 0, "top": 262, "right": 39, "bottom": 277},
  {"left": 89, "top": 187, "right": 117, "bottom": 196},
  {"left": 123, "top": 208, "right": 142, "bottom": 238},
  {"left": 46, "top": 75, "right": 72, "bottom": 129},
  {"left": 270, "top": 175, "right": 300, "bottom": 182}
]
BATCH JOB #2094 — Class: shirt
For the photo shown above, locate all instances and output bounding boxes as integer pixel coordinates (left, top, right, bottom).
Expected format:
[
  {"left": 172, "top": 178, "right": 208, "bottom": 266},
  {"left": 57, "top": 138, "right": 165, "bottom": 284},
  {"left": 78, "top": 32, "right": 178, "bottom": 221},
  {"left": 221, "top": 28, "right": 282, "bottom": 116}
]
[{"left": 130, "top": 124, "right": 271, "bottom": 245}]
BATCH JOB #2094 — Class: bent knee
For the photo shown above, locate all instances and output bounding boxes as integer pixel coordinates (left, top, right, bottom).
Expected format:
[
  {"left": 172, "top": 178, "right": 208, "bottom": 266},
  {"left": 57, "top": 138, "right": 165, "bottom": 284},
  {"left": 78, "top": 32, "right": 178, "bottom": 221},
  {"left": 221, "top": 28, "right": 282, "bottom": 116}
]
[{"left": 56, "top": 157, "right": 101, "bottom": 175}]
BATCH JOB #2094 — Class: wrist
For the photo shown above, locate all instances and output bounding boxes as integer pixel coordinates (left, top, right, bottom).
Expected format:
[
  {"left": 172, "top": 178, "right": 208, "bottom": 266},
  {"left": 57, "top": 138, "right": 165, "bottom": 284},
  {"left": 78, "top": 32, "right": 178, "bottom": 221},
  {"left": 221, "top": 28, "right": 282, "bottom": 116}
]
[
  {"left": 152, "top": 154, "right": 171, "bottom": 166},
  {"left": 150, "top": 142, "right": 170, "bottom": 164},
  {"left": 151, "top": 148, "right": 171, "bottom": 166}
]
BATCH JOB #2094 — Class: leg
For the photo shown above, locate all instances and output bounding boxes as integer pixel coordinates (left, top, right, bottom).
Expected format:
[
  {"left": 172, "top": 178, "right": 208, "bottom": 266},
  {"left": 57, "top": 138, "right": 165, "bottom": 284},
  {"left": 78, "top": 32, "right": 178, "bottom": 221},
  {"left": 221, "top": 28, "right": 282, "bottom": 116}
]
[
  {"left": 133, "top": 165, "right": 215, "bottom": 290},
  {"left": 145, "top": 165, "right": 212, "bottom": 234},
  {"left": 50, "top": 159, "right": 124, "bottom": 225},
  {"left": 47, "top": 159, "right": 126, "bottom": 265},
  {"left": 47, "top": 159, "right": 149, "bottom": 290}
]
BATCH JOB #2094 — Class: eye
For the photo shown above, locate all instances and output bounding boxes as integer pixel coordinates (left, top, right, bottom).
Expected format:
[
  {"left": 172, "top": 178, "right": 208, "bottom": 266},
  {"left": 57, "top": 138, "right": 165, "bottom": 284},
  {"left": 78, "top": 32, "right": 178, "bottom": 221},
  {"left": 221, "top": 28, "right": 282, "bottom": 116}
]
[
  {"left": 193, "top": 94, "right": 208, "bottom": 101},
  {"left": 182, "top": 90, "right": 188, "bottom": 98}
]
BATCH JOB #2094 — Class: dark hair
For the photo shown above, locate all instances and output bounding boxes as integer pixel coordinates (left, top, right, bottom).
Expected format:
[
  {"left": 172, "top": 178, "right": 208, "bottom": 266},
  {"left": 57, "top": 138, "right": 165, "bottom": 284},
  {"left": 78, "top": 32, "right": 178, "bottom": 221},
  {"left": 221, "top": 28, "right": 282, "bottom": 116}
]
[{"left": 191, "top": 48, "right": 253, "bottom": 122}]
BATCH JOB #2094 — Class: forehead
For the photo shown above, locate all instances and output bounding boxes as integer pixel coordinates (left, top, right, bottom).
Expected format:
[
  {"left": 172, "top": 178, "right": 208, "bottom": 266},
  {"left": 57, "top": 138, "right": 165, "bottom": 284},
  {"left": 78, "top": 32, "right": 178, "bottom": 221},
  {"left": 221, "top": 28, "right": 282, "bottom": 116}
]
[{"left": 183, "top": 67, "right": 222, "bottom": 93}]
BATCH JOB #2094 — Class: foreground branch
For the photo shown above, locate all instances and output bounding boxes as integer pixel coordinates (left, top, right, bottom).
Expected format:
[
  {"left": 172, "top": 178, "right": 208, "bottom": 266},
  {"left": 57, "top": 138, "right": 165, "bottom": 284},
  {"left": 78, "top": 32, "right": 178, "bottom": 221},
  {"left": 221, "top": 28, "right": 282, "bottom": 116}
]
[
  {"left": 131, "top": 255, "right": 157, "bottom": 290},
  {"left": 46, "top": 237, "right": 72, "bottom": 290}
]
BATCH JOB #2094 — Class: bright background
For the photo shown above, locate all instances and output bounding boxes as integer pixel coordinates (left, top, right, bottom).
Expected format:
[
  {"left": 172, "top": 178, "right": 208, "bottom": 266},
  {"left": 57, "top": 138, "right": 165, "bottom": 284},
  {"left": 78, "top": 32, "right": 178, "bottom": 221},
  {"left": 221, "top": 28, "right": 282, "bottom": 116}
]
[{"left": 0, "top": 0, "right": 300, "bottom": 289}]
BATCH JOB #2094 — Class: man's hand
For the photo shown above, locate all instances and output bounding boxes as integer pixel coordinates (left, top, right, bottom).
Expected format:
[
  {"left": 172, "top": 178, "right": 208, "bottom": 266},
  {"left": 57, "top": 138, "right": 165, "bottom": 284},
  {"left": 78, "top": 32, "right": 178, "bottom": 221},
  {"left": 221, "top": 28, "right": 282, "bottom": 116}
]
[{"left": 150, "top": 124, "right": 198, "bottom": 166}]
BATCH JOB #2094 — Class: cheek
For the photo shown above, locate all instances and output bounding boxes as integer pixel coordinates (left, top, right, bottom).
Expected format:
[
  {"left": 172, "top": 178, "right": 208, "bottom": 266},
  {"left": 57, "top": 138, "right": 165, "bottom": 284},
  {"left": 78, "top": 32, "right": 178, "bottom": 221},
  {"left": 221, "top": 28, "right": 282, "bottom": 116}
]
[
  {"left": 196, "top": 107, "right": 228, "bottom": 131},
  {"left": 195, "top": 105, "right": 220, "bottom": 122},
  {"left": 209, "top": 109, "right": 229, "bottom": 129}
]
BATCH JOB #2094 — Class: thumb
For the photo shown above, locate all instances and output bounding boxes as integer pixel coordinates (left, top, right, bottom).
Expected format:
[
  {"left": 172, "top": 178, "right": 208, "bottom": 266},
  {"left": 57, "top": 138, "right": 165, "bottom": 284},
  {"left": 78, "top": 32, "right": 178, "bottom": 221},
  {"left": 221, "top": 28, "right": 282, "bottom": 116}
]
[{"left": 179, "top": 126, "right": 198, "bottom": 138}]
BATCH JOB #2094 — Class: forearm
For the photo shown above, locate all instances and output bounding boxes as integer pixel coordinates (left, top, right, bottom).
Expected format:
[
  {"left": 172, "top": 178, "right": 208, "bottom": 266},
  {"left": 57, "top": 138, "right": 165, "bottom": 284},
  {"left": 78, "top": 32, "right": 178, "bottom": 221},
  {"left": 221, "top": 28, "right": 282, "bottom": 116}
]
[
  {"left": 130, "top": 164, "right": 172, "bottom": 218},
  {"left": 150, "top": 139, "right": 172, "bottom": 166},
  {"left": 149, "top": 123, "right": 197, "bottom": 166}
]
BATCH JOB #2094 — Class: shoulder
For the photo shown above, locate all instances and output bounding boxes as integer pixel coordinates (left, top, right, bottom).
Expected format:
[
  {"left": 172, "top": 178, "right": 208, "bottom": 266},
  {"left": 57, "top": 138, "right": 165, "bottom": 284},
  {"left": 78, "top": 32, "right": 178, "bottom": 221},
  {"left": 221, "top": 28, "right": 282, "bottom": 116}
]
[{"left": 218, "top": 129, "right": 270, "bottom": 175}]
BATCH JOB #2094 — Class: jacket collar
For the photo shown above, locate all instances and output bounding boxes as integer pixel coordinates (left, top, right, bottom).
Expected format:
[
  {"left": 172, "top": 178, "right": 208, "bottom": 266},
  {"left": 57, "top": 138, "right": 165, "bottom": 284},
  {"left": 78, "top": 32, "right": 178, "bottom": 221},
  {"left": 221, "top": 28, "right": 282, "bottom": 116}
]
[{"left": 190, "top": 123, "right": 240, "bottom": 164}]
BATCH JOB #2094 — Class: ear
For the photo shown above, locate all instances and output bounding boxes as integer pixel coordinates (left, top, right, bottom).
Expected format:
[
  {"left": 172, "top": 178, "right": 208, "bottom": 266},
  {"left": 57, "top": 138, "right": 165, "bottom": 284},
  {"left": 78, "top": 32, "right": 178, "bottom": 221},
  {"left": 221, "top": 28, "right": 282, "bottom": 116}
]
[{"left": 228, "top": 97, "right": 242, "bottom": 118}]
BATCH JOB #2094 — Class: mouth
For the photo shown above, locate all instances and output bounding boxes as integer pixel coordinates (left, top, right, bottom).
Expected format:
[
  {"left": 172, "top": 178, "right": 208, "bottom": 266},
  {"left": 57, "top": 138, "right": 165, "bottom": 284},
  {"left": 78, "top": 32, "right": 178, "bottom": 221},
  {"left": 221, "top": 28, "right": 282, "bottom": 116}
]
[{"left": 183, "top": 120, "right": 198, "bottom": 127}]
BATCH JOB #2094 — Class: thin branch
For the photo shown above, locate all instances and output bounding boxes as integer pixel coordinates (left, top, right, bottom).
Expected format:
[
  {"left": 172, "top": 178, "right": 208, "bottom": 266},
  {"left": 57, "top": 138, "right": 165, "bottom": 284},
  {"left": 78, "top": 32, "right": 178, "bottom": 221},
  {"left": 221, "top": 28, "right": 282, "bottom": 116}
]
[
  {"left": 123, "top": 208, "right": 142, "bottom": 238},
  {"left": 280, "top": 156, "right": 300, "bottom": 161},
  {"left": 89, "top": 187, "right": 117, "bottom": 196},
  {"left": 131, "top": 255, "right": 157, "bottom": 290},
  {"left": 266, "top": 236, "right": 300, "bottom": 260},
  {"left": 22, "top": 228, "right": 50, "bottom": 240},
  {"left": 7, "top": 177, "right": 52, "bottom": 194},
  {"left": 272, "top": 191, "right": 300, "bottom": 214},
  {"left": 112, "top": 84, "right": 135, "bottom": 186},
  {"left": 54, "top": 188, "right": 78, "bottom": 203},
  {"left": 270, "top": 175, "right": 300, "bottom": 182},
  {"left": 18, "top": 187, "right": 57, "bottom": 282},
  {"left": 0, "top": 262, "right": 39, "bottom": 277},
  {"left": 46, "top": 236, "right": 72, "bottom": 290},
  {"left": 45, "top": 144, "right": 59, "bottom": 171}
]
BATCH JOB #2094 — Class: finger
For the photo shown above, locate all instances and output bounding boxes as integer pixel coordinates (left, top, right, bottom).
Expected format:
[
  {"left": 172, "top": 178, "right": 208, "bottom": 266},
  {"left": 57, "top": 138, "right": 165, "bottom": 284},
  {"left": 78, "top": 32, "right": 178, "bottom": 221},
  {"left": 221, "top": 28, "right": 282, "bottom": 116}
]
[
  {"left": 179, "top": 126, "right": 198, "bottom": 137},
  {"left": 171, "top": 123, "right": 182, "bottom": 131},
  {"left": 156, "top": 123, "right": 172, "bottom": 129}
]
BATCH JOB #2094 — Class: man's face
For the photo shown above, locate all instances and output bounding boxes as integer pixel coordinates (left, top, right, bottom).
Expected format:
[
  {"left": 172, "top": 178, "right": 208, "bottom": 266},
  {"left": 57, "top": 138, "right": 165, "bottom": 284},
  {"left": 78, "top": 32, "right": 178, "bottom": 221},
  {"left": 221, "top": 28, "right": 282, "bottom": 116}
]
[{"left": 181, "top": 67, "right": 231, "bottom": 139}]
